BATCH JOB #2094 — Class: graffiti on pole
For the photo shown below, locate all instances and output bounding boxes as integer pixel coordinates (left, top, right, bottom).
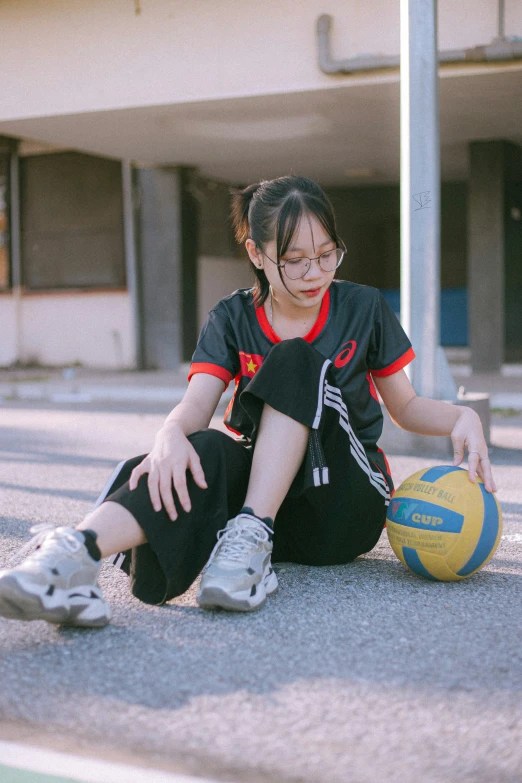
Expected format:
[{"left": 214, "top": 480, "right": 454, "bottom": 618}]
[{"left": 413, "top": 191, "right": 431, "bottom": 211}]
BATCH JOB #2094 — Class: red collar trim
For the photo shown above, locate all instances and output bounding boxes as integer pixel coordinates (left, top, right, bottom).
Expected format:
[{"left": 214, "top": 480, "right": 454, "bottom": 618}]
[{"left": 255, "top": 288, "right": 330, "bottom": 345}]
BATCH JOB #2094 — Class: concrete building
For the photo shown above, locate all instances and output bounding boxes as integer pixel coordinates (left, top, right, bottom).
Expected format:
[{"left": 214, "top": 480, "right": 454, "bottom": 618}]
[{"left": 0, "top": 0, "right": 520, "bottom": 371}]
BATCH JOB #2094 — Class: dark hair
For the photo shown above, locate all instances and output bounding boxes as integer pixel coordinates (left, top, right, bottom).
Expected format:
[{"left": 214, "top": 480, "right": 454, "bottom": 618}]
[{"left": 230, "top": 175, "right": 341, "bottom": 306}]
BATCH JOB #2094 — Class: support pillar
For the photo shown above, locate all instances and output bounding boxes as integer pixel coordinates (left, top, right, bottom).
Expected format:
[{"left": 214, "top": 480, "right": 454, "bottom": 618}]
[
  {"left": 180, "top": 167, "right": 200, "bottom": 363},
  {"left": 134, "top": 166, "right": 199, "bottom": 370},
  {"left": 503, "top": 144, "right": 522, "bottom": 363},
  {"left": 468, "top": 141, "right": 506, "bottom": 372},
  {"left": 122, "top": 160, "right": 142, "bottom": 370}
]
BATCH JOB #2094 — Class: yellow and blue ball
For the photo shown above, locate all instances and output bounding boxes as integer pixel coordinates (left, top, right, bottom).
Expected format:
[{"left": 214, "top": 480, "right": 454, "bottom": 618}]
[{"left": 386, "top": 465, "right": 502, "bottom": 581}]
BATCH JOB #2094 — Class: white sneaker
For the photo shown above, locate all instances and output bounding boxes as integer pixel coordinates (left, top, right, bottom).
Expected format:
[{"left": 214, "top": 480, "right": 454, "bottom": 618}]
[
  {"left": 197, "top": 512, "right": 278, "bottom": 612},
  {"left": 0, "top": 525, "right": 111, "bottom": 628}
]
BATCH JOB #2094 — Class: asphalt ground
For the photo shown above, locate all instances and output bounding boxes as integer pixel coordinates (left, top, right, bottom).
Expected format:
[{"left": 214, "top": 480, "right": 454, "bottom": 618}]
[{"left": 0, "top": 400, "right": 521, "bottom": 783}]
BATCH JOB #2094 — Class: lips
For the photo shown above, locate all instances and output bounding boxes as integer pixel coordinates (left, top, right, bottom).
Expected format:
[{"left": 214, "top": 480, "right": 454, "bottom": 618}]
[{"left": 303, "top": 287, "right": 322, "bottom": 296}]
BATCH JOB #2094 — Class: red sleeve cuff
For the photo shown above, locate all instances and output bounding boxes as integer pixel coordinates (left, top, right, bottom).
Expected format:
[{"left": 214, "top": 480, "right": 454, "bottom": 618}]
[
  {"left": 188, "top": 362, "right": 233, "bottom": 387},
  {"left": 370, "top": 346, "right": 416, "bottom": 377}
]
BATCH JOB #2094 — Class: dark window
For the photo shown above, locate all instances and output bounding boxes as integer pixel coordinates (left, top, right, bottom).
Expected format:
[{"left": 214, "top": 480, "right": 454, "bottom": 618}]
[
  {"left": 20, "top": 152, "right": 125, "bottom": 290},
  {"left": 199, "top": 178, "right": 239, "bottom": 258}
]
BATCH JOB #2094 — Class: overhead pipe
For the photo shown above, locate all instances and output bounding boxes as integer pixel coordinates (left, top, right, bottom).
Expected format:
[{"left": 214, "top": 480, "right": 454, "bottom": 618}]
[{"left": 317, "top": 11, "right": 522, "bottom": 75}]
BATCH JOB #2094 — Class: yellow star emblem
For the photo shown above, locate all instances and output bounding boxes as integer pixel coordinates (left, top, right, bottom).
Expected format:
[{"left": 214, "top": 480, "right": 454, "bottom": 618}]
[{"left": 246, "top": 359, "right": 257, "bottom": 374}]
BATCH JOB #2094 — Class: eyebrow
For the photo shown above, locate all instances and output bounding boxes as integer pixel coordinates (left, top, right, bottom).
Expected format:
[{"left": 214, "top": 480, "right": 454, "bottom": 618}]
[{"left": 287, "top": 240, "right": 335, "bottom": 253}]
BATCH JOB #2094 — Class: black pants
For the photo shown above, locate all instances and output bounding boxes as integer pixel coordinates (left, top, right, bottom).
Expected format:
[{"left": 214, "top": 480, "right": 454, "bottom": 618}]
[{"left": 103, "top": 339, "right": 393, "bottom": 605}]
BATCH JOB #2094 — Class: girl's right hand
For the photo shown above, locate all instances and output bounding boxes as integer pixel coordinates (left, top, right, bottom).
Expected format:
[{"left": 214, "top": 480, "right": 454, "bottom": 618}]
[{"left": 128, "top": 424, "right": 208, "bottom": 521}]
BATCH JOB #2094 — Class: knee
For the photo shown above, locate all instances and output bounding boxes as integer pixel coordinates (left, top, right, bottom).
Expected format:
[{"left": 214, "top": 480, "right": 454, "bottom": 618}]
[
  {"left": 187, "top": 428, "right": 229, "bottom": 454},
  {"left": 187, "top": 429, "right": 235, "bottom": 478}
]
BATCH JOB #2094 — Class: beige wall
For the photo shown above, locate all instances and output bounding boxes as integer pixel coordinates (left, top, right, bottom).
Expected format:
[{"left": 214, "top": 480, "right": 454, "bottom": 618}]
[
  {"left": 0, "top": 291, "right": 134, "bottom": 368},
  {"left": 0, "top": 264, "right": 253, "bottom": 366},
  {"left": 1, "top": 0, "right": 519, "bottom": 122}
]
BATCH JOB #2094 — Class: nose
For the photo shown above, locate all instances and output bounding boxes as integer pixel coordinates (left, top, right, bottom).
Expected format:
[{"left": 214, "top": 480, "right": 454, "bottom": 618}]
[{"left": 302, "top": 256, "right": 325, "bottom": 281}]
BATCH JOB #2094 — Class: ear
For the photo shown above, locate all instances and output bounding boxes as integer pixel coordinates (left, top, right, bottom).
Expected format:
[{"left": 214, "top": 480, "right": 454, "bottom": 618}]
[{"left": 245, "top": 239, "right": 263, "bottom": 269}]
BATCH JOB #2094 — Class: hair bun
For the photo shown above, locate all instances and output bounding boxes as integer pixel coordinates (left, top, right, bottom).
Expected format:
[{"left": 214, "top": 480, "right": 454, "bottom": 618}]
[{"left": 230, "top": 183, "right": 261, "bottom": 243}]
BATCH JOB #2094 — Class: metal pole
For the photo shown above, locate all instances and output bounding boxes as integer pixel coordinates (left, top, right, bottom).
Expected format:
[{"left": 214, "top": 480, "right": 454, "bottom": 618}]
[
  {"left": 400, "top": 0, "right": 441, "bottom": 399},
  {"left": 121, "top": 159, "right": 143, "bottom": 369}
]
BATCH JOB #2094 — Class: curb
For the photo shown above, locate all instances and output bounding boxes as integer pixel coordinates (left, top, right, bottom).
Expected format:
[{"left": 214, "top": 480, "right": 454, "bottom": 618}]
[
  {"left": 0, "top": 383, "right": 187, "bottom": 404},
  {"left": 489, "top": 393, "right": 522, "bottom": 411},
  {"left": 0, "top": 383, "right": 520, "bottom": 410},
  {"left": 0, "top": 383, "right": 235, "bottom": 406},
  {"left": 0, "top": 740, "right": 230, "bottom": 783}
]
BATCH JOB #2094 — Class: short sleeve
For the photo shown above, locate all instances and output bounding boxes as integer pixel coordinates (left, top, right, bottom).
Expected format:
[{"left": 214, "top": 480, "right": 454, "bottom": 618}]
[
  {"left": 367, "top": 292, "right": 415, "bottom": 377},
  {"left": 188, "top": 304, "right": 239, "bottom": 388}
]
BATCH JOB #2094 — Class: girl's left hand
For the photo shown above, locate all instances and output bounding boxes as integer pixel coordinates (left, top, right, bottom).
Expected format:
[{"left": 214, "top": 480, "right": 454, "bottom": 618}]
[{"left": 450, "top": 407, "right": 497, "bottom": 493}]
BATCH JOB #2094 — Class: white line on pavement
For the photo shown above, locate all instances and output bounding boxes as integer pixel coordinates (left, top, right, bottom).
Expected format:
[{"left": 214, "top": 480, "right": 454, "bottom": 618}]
[{"left": 0, "top": 741, "right": 229, "bottom": 783}]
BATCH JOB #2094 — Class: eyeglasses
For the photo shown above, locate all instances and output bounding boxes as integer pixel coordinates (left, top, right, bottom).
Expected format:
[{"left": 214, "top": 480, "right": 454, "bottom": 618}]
[{"left": 261, "top": 246, "right": 345, "bottom": 280}]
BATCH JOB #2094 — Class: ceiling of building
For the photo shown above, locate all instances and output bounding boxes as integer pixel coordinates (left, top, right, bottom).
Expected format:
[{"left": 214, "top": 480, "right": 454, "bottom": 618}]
[{"left": 1, "top": 64, "right": 522, "bottom": 186}]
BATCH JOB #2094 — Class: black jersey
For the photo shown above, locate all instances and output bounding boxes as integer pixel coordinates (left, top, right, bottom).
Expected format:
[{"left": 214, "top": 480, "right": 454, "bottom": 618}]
[{"left": 189, "top": 280, "right": 415, "bottom": 451}]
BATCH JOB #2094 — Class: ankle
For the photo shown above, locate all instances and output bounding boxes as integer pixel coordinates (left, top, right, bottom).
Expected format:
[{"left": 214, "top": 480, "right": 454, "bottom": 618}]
[
  {"left": 239, "top": 507, "right": 274, "bottom": 537},
  {"left": 79, "top": 529, "right": 102, "bottom": 562}
]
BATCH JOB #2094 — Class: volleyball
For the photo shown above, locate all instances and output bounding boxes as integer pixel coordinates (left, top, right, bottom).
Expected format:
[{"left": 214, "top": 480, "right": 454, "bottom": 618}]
[{"left": 386, "top": 465, "right": 502, "bottom": 581}]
